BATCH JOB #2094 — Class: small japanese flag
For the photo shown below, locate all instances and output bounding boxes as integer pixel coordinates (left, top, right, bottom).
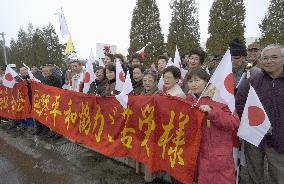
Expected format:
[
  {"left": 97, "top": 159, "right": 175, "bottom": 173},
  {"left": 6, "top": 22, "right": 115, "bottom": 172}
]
[
  {"left": 173, "top": 45, "right": 181, "bottom": 69},
  {"left": 23, "top": 63, "right": 41, "bottom": 82},
  {"left": 3, "top": 65, "right": 18, "bottom": 88},
  {"left": 209, "top": 50, "right": 235, "bottom": 113},
  {"left": 136, "top": 42, "right": 151, "bottom": 59},
  {"left": 115, "top": 58, "right": 125, "bottom": 92},
  {"left": 115, "top": 70, "right": 133, "bottom": 109},
  {"left": 237, "top": 85, "right": 271, "bottom": 147},
  {"left": 83, "top": 50, "right": 97, "bottom": 93}
]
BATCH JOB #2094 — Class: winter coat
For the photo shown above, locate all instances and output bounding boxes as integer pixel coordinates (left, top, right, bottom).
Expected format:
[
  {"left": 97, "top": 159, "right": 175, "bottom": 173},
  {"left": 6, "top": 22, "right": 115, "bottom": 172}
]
[
  {"left": 186, "top": 95, "right": 240, "bottom": 184},
  {"left": 131, "top": 80, "right": 144, "bottom": 95},
  {"left": 101, "top": 79, "right": 118, "bottom": 96},
  {"left": 236, "top": 68, "right": 284, "bottom": 154},
  {"left": 165, "top": 84, "right": 186, "bottom": 99},
  {"left": 140, "top": 87, "right": 163, "bottom": 95},
  {"left": 88, "top": 79, "right": 108, "bottom": 95},
  {"left": 233, "top": 62, "right": 247, "bottom": 89},
  {"left": 42, "top": 75, "right": 62, "bottom": 88}
]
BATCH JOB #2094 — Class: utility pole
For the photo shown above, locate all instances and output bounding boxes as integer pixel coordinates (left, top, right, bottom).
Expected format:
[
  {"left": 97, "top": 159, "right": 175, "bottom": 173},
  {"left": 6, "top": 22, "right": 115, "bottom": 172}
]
[{"left": 0, "top": 32, "right": 8, "bottom": 65}]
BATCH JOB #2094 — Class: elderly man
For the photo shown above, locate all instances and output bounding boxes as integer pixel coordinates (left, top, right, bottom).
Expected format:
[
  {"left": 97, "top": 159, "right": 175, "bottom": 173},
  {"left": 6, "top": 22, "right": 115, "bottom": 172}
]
[
  {"left": 32, "top": 65, "right": 62, "bottom": 138},
  {"left": 70, "top": 60, "right": 84, "bottom": 92},
  {"left": 236, "top": 44, "right": 284, "bottom": 184}
]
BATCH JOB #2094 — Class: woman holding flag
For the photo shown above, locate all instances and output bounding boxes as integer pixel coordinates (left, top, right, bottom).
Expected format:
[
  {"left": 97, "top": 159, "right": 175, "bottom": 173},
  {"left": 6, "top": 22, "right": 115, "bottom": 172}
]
[{"left": 185, "top": 67, "right": 240, "bottom": 184}]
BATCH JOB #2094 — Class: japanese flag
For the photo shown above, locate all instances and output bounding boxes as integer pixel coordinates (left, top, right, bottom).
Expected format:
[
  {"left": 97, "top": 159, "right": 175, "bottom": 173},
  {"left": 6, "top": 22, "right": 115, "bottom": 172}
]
[
  {"left": 115, "top": 71, "right": 133, "bottom": 109},
  {"left": 173, "top": 45, "right": 181, "bottom": 69},
  {"left": 115, "top": 58, "right": 125, "bottom": 92},
  {"left": 23, "top": 63, "right": 41, "bottom": 82},
  {"left": 166, "top": 57, "right": 173, "bottom": 67},
  {"left": 209, "top": 50, "right": 235, "bottom": 113},
  {"left": 83, "top": 50, "right": 97, "bottom": 93},
  {"left": 3, "top": 65, "right": 18, "bottom": 88},
  {"left": 237, "top": 85, "right": 271, "bottom": 147},
  {"left": 136, "top": 42, "right": 151, "bottom": 59}
]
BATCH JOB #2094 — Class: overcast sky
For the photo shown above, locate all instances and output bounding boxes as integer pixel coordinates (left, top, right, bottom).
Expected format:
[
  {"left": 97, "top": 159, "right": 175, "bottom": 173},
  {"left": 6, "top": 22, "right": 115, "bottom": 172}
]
[{"left": 0, "top": 0, "right": 270, "bottom": 59}]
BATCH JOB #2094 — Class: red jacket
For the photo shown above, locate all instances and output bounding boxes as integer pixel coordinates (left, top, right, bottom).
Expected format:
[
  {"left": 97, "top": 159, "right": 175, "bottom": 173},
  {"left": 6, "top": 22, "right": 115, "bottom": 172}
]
[{"left": 186, "top": 95, "right": 240, "bottom": 184}]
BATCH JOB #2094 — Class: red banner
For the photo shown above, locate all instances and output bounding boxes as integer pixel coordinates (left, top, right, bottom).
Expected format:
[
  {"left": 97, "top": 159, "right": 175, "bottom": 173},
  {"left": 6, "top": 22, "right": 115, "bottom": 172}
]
[
  {"left": 0, "top": 81, "right": 32, "bottom": 119},
  {"left": 29, "top": 81, "right": 204, "bottom": 183}
]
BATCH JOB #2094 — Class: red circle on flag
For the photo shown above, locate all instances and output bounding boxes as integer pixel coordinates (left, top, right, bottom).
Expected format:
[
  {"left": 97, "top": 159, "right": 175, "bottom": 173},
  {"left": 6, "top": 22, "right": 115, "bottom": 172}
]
[
  {"left": 5, "top": 73, "right": 13, "bottom": 81},
  {"left": 84, "top": 72, "right": 90, "bottom": 83},
  {"left": 224, "top": 73, "right": 234, "bottom": 94},
  {"left": 119, "top": 71, "right": 125, "bottom": 82},
  {"left": 248, "top": 106, "right": 265, "bottom": 126}
]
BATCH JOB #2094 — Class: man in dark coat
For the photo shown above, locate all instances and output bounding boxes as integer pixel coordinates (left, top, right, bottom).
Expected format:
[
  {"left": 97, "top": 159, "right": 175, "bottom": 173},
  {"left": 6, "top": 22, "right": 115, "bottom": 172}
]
[{"left": 32, "top": 65, "right": 61, "bottom": 139}]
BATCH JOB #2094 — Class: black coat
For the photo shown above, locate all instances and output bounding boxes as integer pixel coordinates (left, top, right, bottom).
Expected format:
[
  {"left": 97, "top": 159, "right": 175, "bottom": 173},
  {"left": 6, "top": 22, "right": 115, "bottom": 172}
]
[{"left": 42, "top": 75, "right": 62, "bottom": 88}]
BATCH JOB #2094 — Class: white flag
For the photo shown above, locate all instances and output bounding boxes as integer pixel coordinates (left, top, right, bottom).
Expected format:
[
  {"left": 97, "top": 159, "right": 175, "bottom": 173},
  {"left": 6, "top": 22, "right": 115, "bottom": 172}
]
[
  {"left": 115, "top": 58, "right": 125, "bottom": 92},
  {"left": 166, "top": 57, "right": 173, "bottom": 67},
  {"left": 58, "top": 9, "right": 69, "bottom": 38},
  {"left": 3, "top": 65, "right": 18, "bottom": 88},
  {"left": 173, "top": 45, "right": 181, "bottom": 69},
  {"left": 209, "top": 50, "right": 235, "bottom": 113},
  {"left": 89, "top": 49, "right": 96, "bottom": 64},
  {"left": 62, "top": 70, "right": 72, "bottom": 90},
  {"left": 99, "top": 59, "right": 105, "bottom": 68},
  {"left": 158, "top": 75, "right": 164, "bottom": 91},
  {"left": 83, "top": 51, "right": 97, "bottom": 93},
  {"left": 115, "top": 71, "right": 133, "bottom": 109},
  {"left": 237, "top": 85, "right": 271, "bottom": 147},
  {"left": 23, "top": 63, "right": 41, "bottom": 82}
]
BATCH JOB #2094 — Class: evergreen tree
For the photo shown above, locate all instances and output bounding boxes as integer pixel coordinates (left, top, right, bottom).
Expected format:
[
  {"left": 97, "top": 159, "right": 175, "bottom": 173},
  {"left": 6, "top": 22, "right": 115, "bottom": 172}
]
[
  {"left": 43, "top": 23, "right": 65, "bottom": 66},
  {"left": 128, "top": 0, "right": 164, "bottom": 66},
  {"left": 259, "top": 0, "right": 284, "bottom": 45},
  {"left": 167, "top": 0, "right": 200, "bottom": 56},
  {"left": 206, "top": 0, "right": 246, "bottom": 55},
  {"left": 9, "top": 23, "right": 64, "bottom": 68},
  {"left": 13, "top": 27, "right": 33, "bottom": 67},
  {"left": 31, "top": 28, "right": 49, "bottom": 66}
]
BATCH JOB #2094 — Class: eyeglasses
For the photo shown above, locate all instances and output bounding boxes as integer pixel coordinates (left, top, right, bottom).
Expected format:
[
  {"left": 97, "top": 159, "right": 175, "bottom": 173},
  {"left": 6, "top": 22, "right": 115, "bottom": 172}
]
[
  {"left": 248, "top": 48, "right": 259, "bottom": 52},
  {"left": 262, "top": 55, "right": 281, "bottom": 62}
]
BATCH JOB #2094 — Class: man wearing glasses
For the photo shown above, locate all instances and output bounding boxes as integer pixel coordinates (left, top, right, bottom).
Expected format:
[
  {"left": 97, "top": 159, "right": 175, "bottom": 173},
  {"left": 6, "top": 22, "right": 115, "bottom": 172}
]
[{"left": 236, "top": 44, "right": 284, "bottom": 184}]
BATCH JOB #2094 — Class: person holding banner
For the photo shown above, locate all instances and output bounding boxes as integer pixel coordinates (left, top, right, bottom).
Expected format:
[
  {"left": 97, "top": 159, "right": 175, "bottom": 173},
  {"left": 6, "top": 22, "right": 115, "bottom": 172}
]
[
  {"left": 236, "top": 44, "right": 284, "bottom": 184},
  {"left": 140, "top": 69, "right": 162, "bottom": 95},
  {"left": 130, "top": 64, "right": 144, "bottom": 95},
  {"left": 88, "top": 66, "right": 107, "bottom": 95},
  {"left": 101, "top": 64, "right": 119, "bottom": 96},
  {"left": 185, "top": 67, "right": 240, "bottom": 184},
  {"left": 70, "top": 59, "right": 85, "bottom": 92}
]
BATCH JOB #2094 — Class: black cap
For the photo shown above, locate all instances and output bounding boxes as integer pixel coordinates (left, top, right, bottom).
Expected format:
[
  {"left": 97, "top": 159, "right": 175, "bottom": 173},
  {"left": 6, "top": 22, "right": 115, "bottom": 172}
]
[{"left": 229, "top": 38, "right": 247, "bottom": 56}]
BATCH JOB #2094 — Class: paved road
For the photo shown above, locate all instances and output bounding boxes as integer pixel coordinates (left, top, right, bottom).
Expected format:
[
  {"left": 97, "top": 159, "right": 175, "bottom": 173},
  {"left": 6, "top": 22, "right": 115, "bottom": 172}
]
[
  {"left": 0, "top": 122, "right": 146, "bottom": 184},
  {"left": 0, "top": 156, "right": 22, "bottom": 184}
]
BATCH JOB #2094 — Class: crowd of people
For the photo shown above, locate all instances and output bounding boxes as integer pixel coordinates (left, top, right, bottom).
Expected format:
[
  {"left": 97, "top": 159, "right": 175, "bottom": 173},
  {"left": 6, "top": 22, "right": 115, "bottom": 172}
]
[{"left": 0, "top": 37, "right": 283, "bottom": 184}]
